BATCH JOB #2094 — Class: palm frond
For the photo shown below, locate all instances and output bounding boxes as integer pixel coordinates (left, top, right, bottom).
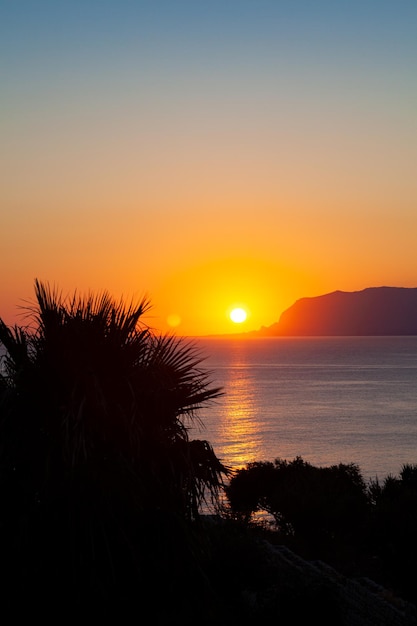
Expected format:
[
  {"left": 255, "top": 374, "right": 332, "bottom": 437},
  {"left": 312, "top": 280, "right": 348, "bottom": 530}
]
[
  {"left": 0, "top": 319, "right": 32, "bottom": 380},
  {"left": 0, "top": 279, "right": 228, "bottom": 612}
]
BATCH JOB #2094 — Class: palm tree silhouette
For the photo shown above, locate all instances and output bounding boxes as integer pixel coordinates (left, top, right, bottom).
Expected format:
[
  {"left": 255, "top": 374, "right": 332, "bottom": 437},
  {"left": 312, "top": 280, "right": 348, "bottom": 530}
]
[{"left": 0, "top": 279, "right": 227, "bottom": 618}]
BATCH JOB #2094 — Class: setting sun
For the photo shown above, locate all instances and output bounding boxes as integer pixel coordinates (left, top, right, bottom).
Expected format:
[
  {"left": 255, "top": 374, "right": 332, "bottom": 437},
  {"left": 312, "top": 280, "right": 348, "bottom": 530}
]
[
  {"left": 1, "top": 1, "right": 416, "bottom": 340},
  {"left": 230, "top": 307, "right": 247, "bottom": 324}
]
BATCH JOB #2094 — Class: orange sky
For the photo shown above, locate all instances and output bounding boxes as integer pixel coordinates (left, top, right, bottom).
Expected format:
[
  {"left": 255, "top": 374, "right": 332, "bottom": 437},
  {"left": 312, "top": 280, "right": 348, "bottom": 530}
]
[{"left": 2, "top": 2, "right": 416, "bottom": 336}]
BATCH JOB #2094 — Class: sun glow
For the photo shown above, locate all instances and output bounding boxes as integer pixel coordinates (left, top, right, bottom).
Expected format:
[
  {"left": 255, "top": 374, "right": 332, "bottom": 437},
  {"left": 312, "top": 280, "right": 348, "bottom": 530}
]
[{"left": 230, "top": 307, "right": 247, "bottom": 324}]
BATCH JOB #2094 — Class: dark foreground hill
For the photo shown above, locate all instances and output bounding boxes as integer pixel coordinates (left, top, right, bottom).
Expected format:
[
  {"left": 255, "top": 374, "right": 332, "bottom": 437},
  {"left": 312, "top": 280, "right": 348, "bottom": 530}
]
[{"left": 257, "top": 287, "right": 417, "bottom": 336}]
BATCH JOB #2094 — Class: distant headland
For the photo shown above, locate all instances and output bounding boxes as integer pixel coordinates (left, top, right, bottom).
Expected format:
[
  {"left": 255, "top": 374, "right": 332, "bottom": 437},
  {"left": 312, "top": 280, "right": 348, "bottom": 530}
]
[{"left": 252, "top": 287, "right": 417, "bottom": 336}]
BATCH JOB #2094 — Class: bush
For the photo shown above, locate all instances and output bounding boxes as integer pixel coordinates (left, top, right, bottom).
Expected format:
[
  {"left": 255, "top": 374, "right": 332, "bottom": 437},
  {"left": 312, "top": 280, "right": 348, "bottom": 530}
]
[
  {"left": 226, "top": 457, "right": 368, "bottom": 546},
  {"left": 0, "top": 280, "right": 228, "bottom": 619}
]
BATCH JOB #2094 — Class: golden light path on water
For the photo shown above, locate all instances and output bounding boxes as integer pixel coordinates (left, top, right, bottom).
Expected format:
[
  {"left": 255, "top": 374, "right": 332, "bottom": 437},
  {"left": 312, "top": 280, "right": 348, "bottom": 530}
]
[
  {"left": 220, "top": 373, "right": 259, "bottom": 468},
  {"left": 198, "top": 342, "right": 268, "bottom": 518},
  {"left": 195, "top": 336, "right": 417, "bottom": 485},
  {"left": 209, "top": 341, "right": 262, "bottom": 470}
]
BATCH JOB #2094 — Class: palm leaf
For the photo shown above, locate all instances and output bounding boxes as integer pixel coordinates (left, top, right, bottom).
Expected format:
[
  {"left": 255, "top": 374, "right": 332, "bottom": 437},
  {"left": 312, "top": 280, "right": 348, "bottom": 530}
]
[{"left": 0, "top": 279, "right": 228, "bottom": 614}]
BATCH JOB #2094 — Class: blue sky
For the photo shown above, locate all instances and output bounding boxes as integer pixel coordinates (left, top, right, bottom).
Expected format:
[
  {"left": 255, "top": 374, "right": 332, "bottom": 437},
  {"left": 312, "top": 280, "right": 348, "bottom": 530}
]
[{"left": 1, "top": 0, "right": 416, "bottom": 334}]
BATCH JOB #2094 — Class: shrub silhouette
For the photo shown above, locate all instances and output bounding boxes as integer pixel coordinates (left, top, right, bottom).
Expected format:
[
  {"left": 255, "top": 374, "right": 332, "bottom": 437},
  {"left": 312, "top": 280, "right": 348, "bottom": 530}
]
[
  {"left": 0, "top": 280, "right": 227, "bottom": 619},
  {"left": 367, "top": 464, "right": 417, "bottom": 602},
  {"left": 226, "top": 458, "right": 417, "bottom": 607},
  {"left": 226, "top": 457, "right": 368, "bottom": 546}
]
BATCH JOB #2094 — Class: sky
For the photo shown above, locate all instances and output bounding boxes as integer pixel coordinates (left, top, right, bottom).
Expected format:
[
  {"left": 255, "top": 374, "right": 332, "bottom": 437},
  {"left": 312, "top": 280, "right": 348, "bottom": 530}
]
[{"left": 1, "top": 0, "right": 416, "bottom": 336}]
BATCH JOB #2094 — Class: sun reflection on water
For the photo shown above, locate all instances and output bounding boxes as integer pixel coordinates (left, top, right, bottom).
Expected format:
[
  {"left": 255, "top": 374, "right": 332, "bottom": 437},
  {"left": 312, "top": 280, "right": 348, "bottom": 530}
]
[{"left": 216, "top": 348, "right": 262, "bottom": 469}]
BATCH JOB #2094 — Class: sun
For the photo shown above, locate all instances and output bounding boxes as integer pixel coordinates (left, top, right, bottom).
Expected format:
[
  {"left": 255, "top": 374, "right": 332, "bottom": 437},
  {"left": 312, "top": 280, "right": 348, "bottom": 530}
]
[{"left": 230, "top": 307, "right": 247, "bottom": 324}]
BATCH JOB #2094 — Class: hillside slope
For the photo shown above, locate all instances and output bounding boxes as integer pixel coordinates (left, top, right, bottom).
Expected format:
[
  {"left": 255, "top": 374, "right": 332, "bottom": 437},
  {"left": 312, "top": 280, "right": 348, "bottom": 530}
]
[{"left": 258, "top": 287, "right": 417, "bottom": 336}]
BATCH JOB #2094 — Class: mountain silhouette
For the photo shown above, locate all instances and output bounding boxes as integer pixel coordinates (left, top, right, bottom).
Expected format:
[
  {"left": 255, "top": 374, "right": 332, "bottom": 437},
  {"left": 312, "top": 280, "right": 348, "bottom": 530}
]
[{"left": 256, "top": 287, "right": 417, "bottom": 336}]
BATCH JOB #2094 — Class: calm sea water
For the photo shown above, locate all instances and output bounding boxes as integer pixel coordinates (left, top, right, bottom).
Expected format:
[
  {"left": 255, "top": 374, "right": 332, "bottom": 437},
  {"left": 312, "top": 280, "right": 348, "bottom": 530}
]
[
  {"left": 2, "top": 337, "right": 416, "bottom": 483},
  {"left": 190, "top": 336, "right": 417, "bottom": 482}
]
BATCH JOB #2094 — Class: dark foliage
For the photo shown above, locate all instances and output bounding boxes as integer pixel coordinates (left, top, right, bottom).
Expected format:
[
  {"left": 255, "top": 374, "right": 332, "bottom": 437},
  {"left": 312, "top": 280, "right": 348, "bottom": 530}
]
[
  {"left": 367, "top": 464, "right": 417, "bottom": 602},
  {"left": 226, "top": 457, "right": 368, "bottom": 543},
  {"left": 225, "top": 458, "right": 417, "bottom": 608},
  {"left": 0, "top": 280, "right": 228, "bottom": 620}
]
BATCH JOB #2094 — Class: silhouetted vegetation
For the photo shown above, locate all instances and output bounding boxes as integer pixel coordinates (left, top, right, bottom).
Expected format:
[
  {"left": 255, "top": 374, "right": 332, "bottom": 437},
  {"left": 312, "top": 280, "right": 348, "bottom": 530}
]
[
  {"left": 1, "top": 281, "right": 416, "bottom": 622},
  {"left": 226, "top": 457, "right": 368, "bottom": 541},
  {"left": 366, "top": 465, "right": 417, "bottom": 604},
  {"left": 0, "top": 280, "right": 227, "bottom": 621},
  {"left": 225, "top": 457, "right": 417, "bottom": 610}
]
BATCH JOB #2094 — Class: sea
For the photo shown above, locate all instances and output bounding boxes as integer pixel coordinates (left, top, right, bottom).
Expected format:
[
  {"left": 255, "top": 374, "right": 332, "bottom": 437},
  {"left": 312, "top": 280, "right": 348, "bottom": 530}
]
[
  {"left": 189, "top": 336, "right": 417, "bottom": 483},
  {"left": 1, "top": 336, "right": 416, "bottom": 484}
]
